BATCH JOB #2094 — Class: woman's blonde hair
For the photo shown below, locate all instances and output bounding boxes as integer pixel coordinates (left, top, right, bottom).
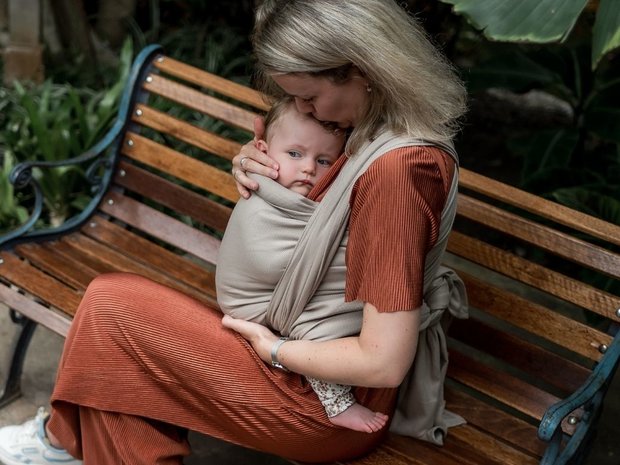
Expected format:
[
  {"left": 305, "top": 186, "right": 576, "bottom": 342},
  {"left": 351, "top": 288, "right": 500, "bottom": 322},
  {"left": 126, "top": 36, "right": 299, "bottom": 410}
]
[
  {"left": 263, "top": 95, "right": 345, "bottom": 144},
  {"left": 252, "top": 0, "right": 467, "bottom": 155}
]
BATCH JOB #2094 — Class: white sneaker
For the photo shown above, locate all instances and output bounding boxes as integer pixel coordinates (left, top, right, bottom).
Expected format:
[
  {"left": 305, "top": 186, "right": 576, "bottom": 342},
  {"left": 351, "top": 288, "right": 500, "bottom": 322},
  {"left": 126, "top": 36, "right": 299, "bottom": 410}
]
[{"left": 0, "top": 407, "right": 82, "bottom": 465}]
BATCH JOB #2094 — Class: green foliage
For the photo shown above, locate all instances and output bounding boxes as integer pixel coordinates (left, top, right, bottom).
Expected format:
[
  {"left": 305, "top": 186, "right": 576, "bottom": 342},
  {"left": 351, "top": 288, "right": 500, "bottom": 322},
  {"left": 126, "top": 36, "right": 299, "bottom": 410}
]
[
  {"left": 0, "top": 40, "right": 133, "bottom": 231},
  {"left": 464, "top": 39, "right": 620, "bottom": 225},
  {"left": 0, "top": 153, "right": 28, "bottom": 230},
  {"left": 441, "top": 0, "right": 620, "bottom": 68}
]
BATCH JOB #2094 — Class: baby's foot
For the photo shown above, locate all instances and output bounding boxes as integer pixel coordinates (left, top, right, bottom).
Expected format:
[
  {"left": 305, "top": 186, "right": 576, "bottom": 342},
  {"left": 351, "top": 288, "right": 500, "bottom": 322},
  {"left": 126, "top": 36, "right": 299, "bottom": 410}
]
[{"left": 329, "top": 402, "right": 389, "bottom": 433}]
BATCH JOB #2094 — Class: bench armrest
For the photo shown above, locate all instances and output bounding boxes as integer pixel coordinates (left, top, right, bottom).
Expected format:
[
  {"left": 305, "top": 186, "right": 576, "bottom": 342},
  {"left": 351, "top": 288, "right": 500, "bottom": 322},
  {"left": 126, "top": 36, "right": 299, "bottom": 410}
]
[
  {"left": 538, "top": 329, "right": 620, "bottom": 464},
  {"left": 0, "top": 44, "right": 164, "bottom": 249}
]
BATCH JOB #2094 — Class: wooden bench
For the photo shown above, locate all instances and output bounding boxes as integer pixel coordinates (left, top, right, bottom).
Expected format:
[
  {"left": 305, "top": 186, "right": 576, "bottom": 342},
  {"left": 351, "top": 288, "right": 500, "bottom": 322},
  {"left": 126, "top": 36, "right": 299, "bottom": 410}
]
[{"left": 1, "top": 44, "right": 619, "bottom": 465}]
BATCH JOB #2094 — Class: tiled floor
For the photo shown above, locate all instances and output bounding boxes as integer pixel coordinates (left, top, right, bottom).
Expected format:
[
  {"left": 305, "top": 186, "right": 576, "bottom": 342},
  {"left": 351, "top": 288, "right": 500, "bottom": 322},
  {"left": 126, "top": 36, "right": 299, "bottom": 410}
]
[{"left": 0, "top": 305, "right": 618, "bottom": 464}]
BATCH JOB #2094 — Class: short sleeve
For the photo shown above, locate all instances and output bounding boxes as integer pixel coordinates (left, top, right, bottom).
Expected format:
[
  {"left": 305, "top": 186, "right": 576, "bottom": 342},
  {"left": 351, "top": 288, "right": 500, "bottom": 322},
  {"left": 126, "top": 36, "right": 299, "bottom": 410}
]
[{"left": 345, "top": 146, "right": 453, "bottom": 312}]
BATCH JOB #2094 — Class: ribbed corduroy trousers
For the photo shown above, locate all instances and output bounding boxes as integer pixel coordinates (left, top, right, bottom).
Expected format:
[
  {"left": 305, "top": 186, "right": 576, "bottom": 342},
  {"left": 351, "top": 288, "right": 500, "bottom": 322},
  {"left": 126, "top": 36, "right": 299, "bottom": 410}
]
[{"left": 46, "top": 273, "right": 396, "bottom": 464}]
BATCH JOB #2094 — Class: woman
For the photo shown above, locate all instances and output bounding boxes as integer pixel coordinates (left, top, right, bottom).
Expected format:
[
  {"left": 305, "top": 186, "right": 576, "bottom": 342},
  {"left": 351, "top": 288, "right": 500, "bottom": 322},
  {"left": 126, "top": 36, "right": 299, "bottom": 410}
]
[{"left": 0, "top": 1, "right": 467, "bottom": 463}]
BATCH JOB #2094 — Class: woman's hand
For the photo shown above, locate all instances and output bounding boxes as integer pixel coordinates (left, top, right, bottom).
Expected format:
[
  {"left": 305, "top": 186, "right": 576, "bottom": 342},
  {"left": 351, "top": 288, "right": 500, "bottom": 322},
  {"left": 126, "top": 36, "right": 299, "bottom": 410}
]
[
  {"left": 222, "top": 314, "right": 279, "bottom": 363},
  {"left": 232, "top": 116, "right": 280, "bottom": 199}
]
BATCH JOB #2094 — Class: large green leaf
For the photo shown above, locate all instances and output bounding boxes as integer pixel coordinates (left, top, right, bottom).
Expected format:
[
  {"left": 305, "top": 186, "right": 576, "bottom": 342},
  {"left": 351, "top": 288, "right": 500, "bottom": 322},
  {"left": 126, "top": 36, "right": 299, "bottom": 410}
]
[
  {"left": 592, "top": 0, "right": 620, "bottom": 68},
  {"left": 441, "top": 0, "right": 588, "bottom": 42}
]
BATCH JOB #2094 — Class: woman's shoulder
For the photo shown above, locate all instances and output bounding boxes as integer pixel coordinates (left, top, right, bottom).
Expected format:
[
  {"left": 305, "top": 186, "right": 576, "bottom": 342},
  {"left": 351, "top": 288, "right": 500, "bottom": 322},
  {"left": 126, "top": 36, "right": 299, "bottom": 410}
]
[{"left": 362, "top": 144, "right": 455, "bottom": 194}]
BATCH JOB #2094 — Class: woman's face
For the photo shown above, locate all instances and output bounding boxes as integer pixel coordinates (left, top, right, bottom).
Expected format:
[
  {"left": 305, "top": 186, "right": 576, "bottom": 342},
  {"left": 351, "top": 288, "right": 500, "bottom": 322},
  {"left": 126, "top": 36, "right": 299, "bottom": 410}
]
[{"left": 272, "top": 72, "right": 369, "bottom": 129}]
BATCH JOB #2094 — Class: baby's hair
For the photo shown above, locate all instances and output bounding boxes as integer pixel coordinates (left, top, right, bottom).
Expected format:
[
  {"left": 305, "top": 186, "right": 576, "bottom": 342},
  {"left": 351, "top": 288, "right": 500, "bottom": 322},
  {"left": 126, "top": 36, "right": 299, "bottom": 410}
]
[{"left": 263, "top": 96, "right": 345, "bottom": 142}]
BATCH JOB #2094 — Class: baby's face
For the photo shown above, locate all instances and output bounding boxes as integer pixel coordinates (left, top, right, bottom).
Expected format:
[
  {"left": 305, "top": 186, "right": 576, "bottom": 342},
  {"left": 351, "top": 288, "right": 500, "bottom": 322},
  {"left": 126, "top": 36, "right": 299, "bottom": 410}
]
[{"left": 267, "top": 109, "right": 344, "bottom": 196}]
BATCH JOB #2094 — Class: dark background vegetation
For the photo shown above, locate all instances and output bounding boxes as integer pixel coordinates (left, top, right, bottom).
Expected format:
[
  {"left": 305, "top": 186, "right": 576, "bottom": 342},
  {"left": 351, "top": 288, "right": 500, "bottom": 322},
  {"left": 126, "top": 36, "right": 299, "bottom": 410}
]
[{"left": 2, "top": 0, "right": 618, "bottom": 233}]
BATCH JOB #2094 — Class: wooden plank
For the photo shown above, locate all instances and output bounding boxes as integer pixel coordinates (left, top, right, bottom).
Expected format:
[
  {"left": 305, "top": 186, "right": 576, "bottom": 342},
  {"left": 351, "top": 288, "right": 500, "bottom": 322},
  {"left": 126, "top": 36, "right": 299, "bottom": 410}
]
[
  {"left": 144, "top": 74, "right": 258, "bottom": 132},
  {"left": 82, "top": 216, "right": 218, "bottom": 301},
  {"left": 154, "top": 56, "right": 270, "bottom": 111},
  {"left": 385, "top": 426, "right": 538, "bottom": 465},
  {"left": 459, "top": 168, "right": 620, "bottom": 247},
  {"left": 457, "top": 194, "right": 620, "bottom": 279},
  {"left": 99, "top": 190, "right": 221, "bottom": 265},
  {"left": 0, "top": 251, "right": 82, "bottom": 315},
  {"left": 383, "top": 434, "right": 483, "bottom": 465},
  {"left": 0, "top": 284, "right": 71, "bottom": 337},
  {"left": 132, "top": 104, "right": 242, "bottom": 161},
  {"left": 447, "top": 425, "right": 539, "bottom": 465},
  {"left": 447, "top": 231, "right": 620, "bottom": 321},
  {"left": 445, "top": 386, "right": 547, "bottom": 457},
  {"left": 447, "top": 350, "right": 580, "bottom": 436},
  {"left": 49, "top": 238, "right": 118, "bottom": 276},
  {"left": 14, "top": 242, "right": 99, "bottom": 289},
  {"left": 122, "top": 132, "right": 239, "bottom": 203},
  {"left": 449, "top": 318, "right": 590, "bottom": 394},
  {"left": 461, "top": 272, "right": 611, "bottom": 361},
  {"left": 58, "top": 233, "right": 216, "bottom": 307},
  {"left": 350, "top": 439, "right": 465, "bottom": 465},
  {"left": 114, "top": 160, "right": 232, "bottom": 234}
]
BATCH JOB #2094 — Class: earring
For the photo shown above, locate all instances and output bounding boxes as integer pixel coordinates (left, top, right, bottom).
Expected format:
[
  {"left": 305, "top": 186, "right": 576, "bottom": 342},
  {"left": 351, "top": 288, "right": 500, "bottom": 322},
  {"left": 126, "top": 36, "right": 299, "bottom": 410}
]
[{"left": 366, "top": 84, "right": 372, "bottom": 93}]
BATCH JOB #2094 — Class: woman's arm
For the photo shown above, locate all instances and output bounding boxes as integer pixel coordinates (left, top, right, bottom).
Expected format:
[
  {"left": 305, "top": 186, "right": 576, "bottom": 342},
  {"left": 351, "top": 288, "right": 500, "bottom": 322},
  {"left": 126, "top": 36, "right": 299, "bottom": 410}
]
[{"left": 222, "top": 301, "right": 420, "bottom": 388}]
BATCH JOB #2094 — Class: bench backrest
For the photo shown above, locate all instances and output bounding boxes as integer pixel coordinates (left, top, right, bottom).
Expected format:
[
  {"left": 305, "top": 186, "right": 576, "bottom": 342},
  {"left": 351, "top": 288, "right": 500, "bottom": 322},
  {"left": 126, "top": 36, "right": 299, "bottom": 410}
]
[
  {"left": 89, "top": 46, "right": 268, "bottom": 308},
  {"left": 108, "top": 49, "right": 620, "bottom": 440},
  {"left": 445, "top": 164, "right": 620, "bottom": 454}
]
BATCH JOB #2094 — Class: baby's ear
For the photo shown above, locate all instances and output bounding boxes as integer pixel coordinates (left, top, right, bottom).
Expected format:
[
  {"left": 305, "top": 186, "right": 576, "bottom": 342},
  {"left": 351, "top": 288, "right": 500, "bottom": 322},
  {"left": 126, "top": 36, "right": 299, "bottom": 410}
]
[{"left": 256, "top": 139, "right": 269, "bottom": 153}]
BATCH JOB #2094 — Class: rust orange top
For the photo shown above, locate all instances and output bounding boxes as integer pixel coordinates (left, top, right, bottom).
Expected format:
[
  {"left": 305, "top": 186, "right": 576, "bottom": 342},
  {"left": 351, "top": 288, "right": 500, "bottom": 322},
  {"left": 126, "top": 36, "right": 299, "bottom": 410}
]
[{"left": 309, "top": 146, "right": 455, "bottom": 312}]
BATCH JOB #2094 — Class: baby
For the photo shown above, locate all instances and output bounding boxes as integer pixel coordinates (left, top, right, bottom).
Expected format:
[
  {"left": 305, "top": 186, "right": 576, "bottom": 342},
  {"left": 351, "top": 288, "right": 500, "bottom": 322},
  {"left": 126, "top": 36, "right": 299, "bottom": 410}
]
[{"left": 217, "top": 97, "right": 388, "bottom": 433}]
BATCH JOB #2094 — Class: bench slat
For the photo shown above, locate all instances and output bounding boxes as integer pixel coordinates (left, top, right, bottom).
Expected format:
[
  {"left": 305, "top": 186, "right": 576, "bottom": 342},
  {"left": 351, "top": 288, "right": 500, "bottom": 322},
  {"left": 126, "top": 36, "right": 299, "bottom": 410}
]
[
  {"left": 458, "top": 194, "right": 620, "bottom": 279},
  {"left": 445, "top": 387, "right": 546, "bottom": 457},
  {"left": 100, "top": 190, "right": 221, "bottom": 265},
  {"left": 154, "top": 56, "right": 269, "bottom": 111},
  {"left": 0, "top": 252, "right": 82, "bottom": 315},
  {"left": 114, "top": 161, "right": 232, "bottom": 234},
  {"left": 15, "top": 242, "right": 100, "bottom": 289},
  {"left": 132, "top": 104, "right": 243, "bottom": 162},
  {"left": 386, "top": 426, "right": 539, "bottom": 465},
  {"left": 448, "top": 426, "right": 539, "bottom": 465},
  {"left": 83, "top": 216, "right": 217, "bottom": 303},
  {"left": 461, "top": 272, "right": 610, "bottom": 361},
  {"left": 144, "top": 74, "right": 258, "bottom": 131},
  {"left": 122, "top": 132, "right": 239, "bottom": 203},
  {"left": 0, "top": 284, "right": 71, "bottom": 336},
  {"left": 448, "top": 231, "right": 620, "bottom": 319},
  {"left": 448, "top": 350, "right": 579, "bottom": 435},
  {"left": 449, "top": 317, "right": 590, "bottom": 394},
  {"left": 57, "top": 233, "right": 214, "bottom": 306},
  {"left": 459, "top": 168, "right": 620, "bottom": 247}
]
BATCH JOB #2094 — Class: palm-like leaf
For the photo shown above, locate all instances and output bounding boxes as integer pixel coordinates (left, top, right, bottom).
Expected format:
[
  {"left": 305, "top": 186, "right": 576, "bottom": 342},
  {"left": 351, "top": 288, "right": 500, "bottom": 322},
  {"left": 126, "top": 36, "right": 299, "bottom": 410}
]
[{"left": 440, "top": 0, "right": 620, "bottom": 68}]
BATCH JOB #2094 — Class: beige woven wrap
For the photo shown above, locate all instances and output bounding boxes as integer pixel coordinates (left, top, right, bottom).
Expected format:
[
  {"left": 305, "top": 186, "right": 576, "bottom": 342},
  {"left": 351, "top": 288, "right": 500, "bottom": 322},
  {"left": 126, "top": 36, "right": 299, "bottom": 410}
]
[{"left": 216, "top": 131, "right": 468, "bottom": 443}]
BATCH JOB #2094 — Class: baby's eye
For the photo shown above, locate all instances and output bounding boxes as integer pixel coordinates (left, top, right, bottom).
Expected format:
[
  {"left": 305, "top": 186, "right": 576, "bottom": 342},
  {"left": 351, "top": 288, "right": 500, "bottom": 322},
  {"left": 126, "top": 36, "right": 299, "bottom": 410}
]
[
  {"left": 317, "top": 159, "right": 333, "bottom": 166},
  {"left": 288, "top": 151, "right": 302, "bottom": 158}
]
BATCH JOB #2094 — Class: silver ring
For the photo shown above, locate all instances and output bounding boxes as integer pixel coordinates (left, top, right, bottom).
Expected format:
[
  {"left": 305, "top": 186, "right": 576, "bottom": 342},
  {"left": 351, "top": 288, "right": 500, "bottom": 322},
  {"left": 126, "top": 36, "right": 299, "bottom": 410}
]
[{"left": 240, "top": 156, "right": 249, "bottom": 168}]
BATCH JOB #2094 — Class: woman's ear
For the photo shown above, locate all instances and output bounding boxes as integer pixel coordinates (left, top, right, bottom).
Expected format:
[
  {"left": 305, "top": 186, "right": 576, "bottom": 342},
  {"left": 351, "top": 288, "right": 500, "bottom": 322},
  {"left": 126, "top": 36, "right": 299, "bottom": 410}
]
[{"left": 256, "top": 139, "right": 269, "bottom": 153}]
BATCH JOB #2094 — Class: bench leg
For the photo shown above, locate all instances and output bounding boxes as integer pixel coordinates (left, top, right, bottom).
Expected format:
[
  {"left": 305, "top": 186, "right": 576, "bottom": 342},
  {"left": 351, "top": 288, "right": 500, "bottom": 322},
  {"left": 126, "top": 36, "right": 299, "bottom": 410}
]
[{"left": 0, "top": 309, "right": 37, "bottom": 408}]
